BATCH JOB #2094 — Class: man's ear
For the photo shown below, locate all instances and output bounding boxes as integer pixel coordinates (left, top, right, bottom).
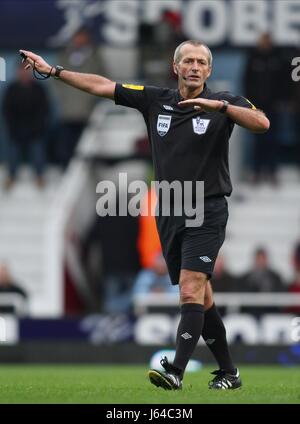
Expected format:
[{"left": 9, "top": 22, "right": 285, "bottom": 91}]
[
  {"left": 206, "top": 66, "right": 212, "bottom": 79},
  {"left": 173, "top": 62, "right": 178, "bottom": 75}
]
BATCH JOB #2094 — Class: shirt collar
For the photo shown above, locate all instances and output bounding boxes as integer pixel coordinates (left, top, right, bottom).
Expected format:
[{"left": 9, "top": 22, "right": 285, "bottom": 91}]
[{"left": 176, "top": 83, "right": 210, "bottom": 102}]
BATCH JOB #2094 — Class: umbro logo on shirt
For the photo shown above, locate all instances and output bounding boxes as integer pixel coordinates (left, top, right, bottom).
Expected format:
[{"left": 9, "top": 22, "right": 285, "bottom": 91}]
[
  {"left": 163, "top": 105, "right": 174, "bottom": 111},
  {"left": 181, "top": 332, "right": 192, "bottom": 340},
  {"left": 199, "top": 256, "right": 212, "bottom": 263}
]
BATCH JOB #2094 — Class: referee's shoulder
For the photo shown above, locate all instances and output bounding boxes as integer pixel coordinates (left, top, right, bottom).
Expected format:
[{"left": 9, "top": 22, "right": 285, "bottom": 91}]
[
  {"left": 145, "top": 85, "right": 173, "bottom": 94},
  {"left": 144, "top": 85, "right": 175, "bottom": 100},
  {"left": 208, "top": 90, "right": 236, "bottom": 101}
]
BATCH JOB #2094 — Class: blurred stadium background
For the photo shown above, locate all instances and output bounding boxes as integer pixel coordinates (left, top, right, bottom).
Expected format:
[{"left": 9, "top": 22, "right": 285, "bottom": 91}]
[{"left": 0, "top": 0, "right": 300, "bottom": 394}]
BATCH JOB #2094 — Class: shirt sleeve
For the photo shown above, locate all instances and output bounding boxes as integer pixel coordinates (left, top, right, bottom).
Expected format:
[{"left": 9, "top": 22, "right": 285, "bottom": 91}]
[
  {"left": 222, "top": 92, "right": 257, "bottom": 110},
  {"left": 114, "top": 83, "right": 163, "bottom": 115}
]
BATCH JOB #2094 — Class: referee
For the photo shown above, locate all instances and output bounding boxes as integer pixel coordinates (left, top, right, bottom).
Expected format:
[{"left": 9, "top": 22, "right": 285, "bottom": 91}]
[{"left": 21, "top": 41, "right": 269, "bottom": 391}]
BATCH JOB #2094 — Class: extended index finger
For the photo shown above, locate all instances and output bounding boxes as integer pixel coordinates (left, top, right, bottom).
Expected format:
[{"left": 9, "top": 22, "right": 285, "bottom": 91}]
[
  {"left": 178, "top": 99, "right": 199, "bottom": 107},
  {"left": 178, "top": 99, "right": 197, "bottom": 105}
]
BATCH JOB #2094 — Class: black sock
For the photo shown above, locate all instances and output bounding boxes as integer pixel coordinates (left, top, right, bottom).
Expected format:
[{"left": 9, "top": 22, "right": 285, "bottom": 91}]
[
  {"left": 202, "top": 303, "right": 235, "bottom": 373},
  {"left": 173, "top": 303, "right": 204, "bottom": 378}
]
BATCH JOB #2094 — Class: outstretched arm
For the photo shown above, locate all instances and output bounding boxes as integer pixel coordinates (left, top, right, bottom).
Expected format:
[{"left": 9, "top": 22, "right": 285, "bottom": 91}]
[
  {"left": 20, "top": 50, "right": 116, "bottom": 100},
  {"left": 178, "top": 98, "right": 270, "bottom": 133}
]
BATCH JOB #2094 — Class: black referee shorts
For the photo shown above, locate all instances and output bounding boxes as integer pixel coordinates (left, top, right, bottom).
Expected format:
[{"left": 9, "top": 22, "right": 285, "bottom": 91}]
[{"left": 156, "top": 196, "right": 229, "bottom": 285}]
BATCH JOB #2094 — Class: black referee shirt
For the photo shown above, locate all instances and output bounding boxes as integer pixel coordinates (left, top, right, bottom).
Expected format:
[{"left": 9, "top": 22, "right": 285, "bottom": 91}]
[{"left": 114, "top": 83, "right": 255, "bottom": 198}]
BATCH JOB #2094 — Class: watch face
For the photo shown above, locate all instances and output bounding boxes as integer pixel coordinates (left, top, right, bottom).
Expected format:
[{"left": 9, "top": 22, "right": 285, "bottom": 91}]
[{"left": 55, "top": 66, "right": 64, "bottom": 78}]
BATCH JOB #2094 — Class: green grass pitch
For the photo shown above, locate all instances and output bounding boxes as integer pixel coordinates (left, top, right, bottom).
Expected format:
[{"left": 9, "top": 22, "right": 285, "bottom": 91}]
[{"left": 0, "top": 365, "right": 299, "bottom": 404}]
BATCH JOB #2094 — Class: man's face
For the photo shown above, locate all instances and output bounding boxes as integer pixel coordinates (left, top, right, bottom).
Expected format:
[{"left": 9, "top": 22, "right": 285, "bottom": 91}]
[
  {"left": 255, "top": 252, "right": 268, "bottom": 269},
  {"left": 173, "top": 44, "right": 212, "bottom": 89}
]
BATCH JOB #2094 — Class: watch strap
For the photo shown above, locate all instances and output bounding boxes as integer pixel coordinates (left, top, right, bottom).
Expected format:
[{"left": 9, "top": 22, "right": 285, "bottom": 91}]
[
  {"left": 54, "top": 65, "right": 64, "bottom": 79},
  {"left": 219, "top": 100, "right": 229, "bottom": 114}
]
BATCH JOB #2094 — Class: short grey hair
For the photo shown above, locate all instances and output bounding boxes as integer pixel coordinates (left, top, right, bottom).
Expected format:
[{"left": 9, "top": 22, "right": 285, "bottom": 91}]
[{"left": 174, "top": 40, "right": 213, "bottom": 67}]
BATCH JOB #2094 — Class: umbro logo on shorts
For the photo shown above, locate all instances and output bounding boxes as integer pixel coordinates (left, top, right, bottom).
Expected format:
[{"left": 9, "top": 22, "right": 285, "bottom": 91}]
[
  {"left": 199, "top": 256, "right": 212, "bottom": 263},
  {"left": 181, "top": 332, "right": 192, "bottom": 340}
]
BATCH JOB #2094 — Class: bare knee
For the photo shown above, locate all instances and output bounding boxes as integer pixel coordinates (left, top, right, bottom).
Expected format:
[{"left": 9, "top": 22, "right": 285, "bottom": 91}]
[{"left": 179, "top": 270, "right": 208, "bottom": 304}]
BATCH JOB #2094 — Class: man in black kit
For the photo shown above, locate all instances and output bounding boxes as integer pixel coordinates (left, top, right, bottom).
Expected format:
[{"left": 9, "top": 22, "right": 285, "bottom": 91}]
[{"left": 21, "top": 40, "right": 269, "bottom": 391}]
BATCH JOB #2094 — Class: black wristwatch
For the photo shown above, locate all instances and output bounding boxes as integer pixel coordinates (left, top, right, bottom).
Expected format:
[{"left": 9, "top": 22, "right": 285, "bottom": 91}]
[
  {"left": 54, "top": 65, "right": 64, "bottom": 79},
  {"left": 219, "top": 100, "right": 229, "bottom": 114}
]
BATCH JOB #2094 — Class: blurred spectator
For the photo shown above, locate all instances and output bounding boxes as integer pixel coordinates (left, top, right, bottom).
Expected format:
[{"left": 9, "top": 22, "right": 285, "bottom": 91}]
[
  {"left": 133, "top": 253, "right": 177, "bottom": 296},
  {"left": 286, "top": 56, "right": 300, "bottom": 170},
  {"left": 287, "top": 273, "right": 300, "bottom": 314},
  {"left": 210, "top": 255, "right": 238, "bottom": 292},
  {"left": 134, "top": 135, "right": 152, "bottom": 160},
  {"left": 244, "top": 33, "right": 284, "bottom": 184},
  {"left": 133, "top": 186, "right": 178, "bottom": 296},
  {"left": 54, "top": 27, "right": 102, "bottom": 167},
  {"left": 137, "top": 185, "right": 161, "bottom": 269},
  {"left": 83, "top": 196, "right": 140, "bottom": 314},
  {"left": 241, "top": 247, "right": 284, "bottom": 292},
  {"left": 292, "top": 241, "right": 300, "bottom": 272},
  {"left": 286, "top": 242, "right": 300, "bottom": 314},
  {"left": 2, "top": 62, "right": 50, "bottom": 189},
  {"left": 0, "top": 263, "right": 27, "bottom": 298},
  {"left": 139, "top": 9, "right": 185, "bottom": 85},
  {"left": 0, "top": 263, "right": 28, "bottom": 314}
]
